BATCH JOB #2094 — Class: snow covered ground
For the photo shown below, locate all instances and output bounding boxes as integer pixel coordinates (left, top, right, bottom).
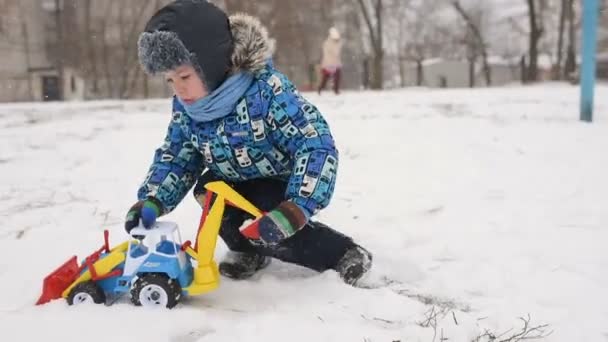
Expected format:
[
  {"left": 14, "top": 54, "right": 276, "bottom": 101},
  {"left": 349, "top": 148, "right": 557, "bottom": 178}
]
[{"left": 0, "top": 84, "right": 607, "bottom": 342}]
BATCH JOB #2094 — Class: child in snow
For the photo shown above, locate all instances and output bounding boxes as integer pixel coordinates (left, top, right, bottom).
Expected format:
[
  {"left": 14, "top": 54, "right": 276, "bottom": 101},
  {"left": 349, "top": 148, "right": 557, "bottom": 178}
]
[
  {"left": 124, "top": 0, "right": 371, "bottom": 285},
  {"left": 318, "top": 27, "right": 343, "bottom": 95}
]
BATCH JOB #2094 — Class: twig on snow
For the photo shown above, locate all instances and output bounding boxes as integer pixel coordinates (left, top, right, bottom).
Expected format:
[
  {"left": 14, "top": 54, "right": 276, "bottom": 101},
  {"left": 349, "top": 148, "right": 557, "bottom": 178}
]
[
  {"left": 472, "top": 314, "right": 552, "bottom": 342},
  {"left": 418, "top": 306, "right": 449, "bottom": 342}
]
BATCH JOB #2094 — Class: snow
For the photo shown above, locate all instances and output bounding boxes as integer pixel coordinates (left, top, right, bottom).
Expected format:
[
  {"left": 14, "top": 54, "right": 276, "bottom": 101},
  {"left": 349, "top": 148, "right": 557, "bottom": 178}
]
[{"left": 1, "top": 84, "right": 608, "bottom": 341}]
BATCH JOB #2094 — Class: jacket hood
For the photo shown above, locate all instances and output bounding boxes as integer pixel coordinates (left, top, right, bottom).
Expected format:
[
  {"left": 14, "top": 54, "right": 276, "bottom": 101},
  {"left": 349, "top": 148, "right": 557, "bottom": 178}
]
[{"left": 229, "top": 13, "right": 275, "bottom": 74}]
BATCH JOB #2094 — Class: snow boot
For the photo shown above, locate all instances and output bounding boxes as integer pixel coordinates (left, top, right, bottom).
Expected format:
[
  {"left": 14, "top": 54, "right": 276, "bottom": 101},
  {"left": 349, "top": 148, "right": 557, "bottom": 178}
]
[
  {"left": 219, "top": 251, "right": 271, "bottom": 280},
  {"left": 336, "top": 245, "right": 372, "bottom": 286}
]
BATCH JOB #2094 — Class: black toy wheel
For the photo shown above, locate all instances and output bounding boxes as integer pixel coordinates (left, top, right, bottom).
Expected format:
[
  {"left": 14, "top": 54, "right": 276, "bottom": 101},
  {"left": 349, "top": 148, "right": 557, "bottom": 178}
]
[
  {"left": 67, "top": 281, "right": 106, "bottom": 305},
  {"left": 130, "top": 273, "right": 181, "bottom": 309}
]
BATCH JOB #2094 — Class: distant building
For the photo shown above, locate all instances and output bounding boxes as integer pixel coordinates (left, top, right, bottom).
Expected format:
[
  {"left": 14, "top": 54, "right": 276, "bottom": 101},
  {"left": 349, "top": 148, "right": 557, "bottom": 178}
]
[
  {"left": 399, "top": 57, "right": 521, "bottom": 88},
  {"left": 2, "top": 1, "right": 61, "bottom": 101},
  {"left": 0, "top": 0, "right": 92, "bottom": 102},
  {"left": 485, "top": 56, "right": 523, "bottom": 85},
  {"left": 0, "top": 0, "right": 171, "bottom": 102}
]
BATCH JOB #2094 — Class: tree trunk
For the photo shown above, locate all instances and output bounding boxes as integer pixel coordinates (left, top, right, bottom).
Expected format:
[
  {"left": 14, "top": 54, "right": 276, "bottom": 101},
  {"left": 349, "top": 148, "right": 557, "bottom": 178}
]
[
  {"left": 143, "top": 72, "right": 149, "bottom": 98},
  {"left": 118, "top": 3, "right": 127, "bottom": 98},
  {"left": 374, "top": 0, "right": 383, "bottom": 89},
  {"left": 398, "top": 56, "right": 405, "bottom": 87},
  {"left": 452, "top": 1, "right": 492, "bottom": 86},
  {"left": 481, "top": 50, "right": 491, "bottom": 86},
  {"left": 416, "top": 59, "right": 423, "bottom": 86},
  {"left": 54, "top": 0, "right": 65, "bottom": 100},
  {"left": 127, "top": 61, "right": 142, "bottom": 98},
  {"left": 397, "top": 11, "right": 406, "bottom": 88},
  {"left": 564, "top": 45, "right": 576, "bottom": 80},
  {"left": 357, "top": 0, "right": 383, "bottom": 89},
  {"left": 555, "top": 0, "right": 567, "bottom": 80},
  {"left": 372, "top": 50, "right": 383, "bottom": 89},
  {"left": 101, "top": 21, "right": 113, "bottom": 97},
  {"left": 564, "top": 0, "right": 576, "bottom": 79},
  {"left": 468, "top": 57, "right": 476, "bottom": 88},
  {"left": 526, "top": 0, "right": 541, "bottom": 82},
  {"left": 520, "top": 55, "right": 527, "bottom": 83},
  {"left": 85, "top": 0, "right": 99, "bottom": 95},
  {"left": 362, "top": 57, "right": 370, "bottom": 89},
  {"left": 20, "top": 18, "right": 33, "bottom": 100}
]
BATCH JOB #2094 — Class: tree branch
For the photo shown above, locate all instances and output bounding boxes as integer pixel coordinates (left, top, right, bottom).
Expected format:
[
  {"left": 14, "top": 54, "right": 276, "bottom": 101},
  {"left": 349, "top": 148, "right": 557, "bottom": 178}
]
[
  {"left": 452, "top": 1, "right": 485, "bottom": 49},
  {"left": 374, "top": 0, "right": 382, "bottom": 52},
  {"left": 356, "top": 0, "right": 378, "bottom": 50},
  {"left": 452, "top": 1, "right": 492, "bottom": 85}
]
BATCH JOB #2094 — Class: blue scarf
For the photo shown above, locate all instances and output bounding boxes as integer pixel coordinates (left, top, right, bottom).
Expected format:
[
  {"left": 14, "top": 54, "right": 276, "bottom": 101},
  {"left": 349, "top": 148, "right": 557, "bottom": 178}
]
[{"left": 178, "top": 72, "right": 254, "bottom": 122}]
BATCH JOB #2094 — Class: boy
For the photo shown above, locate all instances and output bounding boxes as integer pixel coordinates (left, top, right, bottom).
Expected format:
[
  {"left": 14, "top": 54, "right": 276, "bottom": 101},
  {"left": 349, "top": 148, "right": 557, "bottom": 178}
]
[{"left": 125, "top": 0, "right": 371, "bottom": 285}]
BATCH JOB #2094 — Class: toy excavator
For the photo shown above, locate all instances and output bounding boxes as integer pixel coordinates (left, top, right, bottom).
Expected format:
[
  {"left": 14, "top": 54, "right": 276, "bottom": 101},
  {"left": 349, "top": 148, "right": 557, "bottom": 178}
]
[{"left": 35, "top": 181, "right": 263, "bottom": 309}]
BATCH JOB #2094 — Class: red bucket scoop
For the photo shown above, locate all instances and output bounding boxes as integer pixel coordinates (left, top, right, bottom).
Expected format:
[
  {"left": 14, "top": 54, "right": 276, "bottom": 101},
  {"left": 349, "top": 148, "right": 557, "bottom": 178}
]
[{"left": 36, "top": 256, "right": 79, "bottom": 305}]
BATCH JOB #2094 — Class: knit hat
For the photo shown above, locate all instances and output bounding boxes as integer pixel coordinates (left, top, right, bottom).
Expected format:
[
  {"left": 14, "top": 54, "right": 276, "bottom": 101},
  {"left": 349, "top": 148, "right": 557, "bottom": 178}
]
[{"left": 137, "top": 0, "right": 233, "bottom": 91}]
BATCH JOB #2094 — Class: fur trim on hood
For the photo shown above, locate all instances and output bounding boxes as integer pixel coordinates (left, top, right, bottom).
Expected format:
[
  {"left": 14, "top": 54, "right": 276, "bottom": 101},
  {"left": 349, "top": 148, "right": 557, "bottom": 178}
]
[{"left": 229, "top": 13, "right": 275, "bottom": 74}]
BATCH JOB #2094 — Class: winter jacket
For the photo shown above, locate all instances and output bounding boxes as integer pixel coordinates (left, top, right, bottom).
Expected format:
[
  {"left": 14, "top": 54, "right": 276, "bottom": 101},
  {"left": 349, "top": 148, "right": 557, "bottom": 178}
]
[
  {"left": 321, "top": 37, "right": 343, "bottom": 70},
  {"left": 137, "top": 15, "right": 339, "bottom": 218}
]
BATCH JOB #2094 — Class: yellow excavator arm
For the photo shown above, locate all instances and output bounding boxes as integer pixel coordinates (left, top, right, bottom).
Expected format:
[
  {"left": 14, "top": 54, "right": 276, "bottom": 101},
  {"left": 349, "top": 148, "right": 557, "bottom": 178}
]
[{"left": 184, "top": 181, "right": 263, "bottom": 295}]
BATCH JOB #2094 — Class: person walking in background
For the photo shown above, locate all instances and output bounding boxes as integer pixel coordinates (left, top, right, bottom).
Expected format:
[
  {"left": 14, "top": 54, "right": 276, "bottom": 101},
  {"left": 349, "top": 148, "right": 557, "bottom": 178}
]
[{"left": 318, "top": 27, "right": 343, "bottom": 95}]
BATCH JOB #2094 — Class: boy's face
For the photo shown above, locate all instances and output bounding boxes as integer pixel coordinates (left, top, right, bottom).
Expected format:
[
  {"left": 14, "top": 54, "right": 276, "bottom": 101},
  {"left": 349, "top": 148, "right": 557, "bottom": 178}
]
[{"left": 165, "top": 65, "right": 208, "bottom": 104}]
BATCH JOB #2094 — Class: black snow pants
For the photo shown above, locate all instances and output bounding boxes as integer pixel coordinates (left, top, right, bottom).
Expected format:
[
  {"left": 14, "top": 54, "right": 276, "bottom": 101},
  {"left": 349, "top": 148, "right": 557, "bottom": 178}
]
[{"left": 192, "top": 172, "right": 356, "bottom": 272}]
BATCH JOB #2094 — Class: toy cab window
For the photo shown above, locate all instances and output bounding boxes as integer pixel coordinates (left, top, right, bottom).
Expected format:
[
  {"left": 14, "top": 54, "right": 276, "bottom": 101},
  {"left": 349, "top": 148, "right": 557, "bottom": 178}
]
[{"left": 156, "top": 239, "right": 177, "bottom": 255}]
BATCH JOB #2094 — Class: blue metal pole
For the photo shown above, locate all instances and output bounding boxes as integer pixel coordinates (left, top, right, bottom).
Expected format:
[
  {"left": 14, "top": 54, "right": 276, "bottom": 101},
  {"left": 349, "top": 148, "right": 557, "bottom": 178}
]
[{"left": 580, "top": 0, "right": 600, "bottom": 122}]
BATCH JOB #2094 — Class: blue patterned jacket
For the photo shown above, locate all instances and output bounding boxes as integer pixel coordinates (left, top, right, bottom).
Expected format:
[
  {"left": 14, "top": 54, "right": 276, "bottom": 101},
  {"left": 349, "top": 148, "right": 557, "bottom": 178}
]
[{"left": 137, "top": 63, "right": 339, "bottom": 218}]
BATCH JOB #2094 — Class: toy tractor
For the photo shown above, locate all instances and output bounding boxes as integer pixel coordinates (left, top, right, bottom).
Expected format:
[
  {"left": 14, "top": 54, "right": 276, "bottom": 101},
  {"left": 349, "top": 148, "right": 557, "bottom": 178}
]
[{"left": 36, "top": 181, "right": 264, "bottom": 308}]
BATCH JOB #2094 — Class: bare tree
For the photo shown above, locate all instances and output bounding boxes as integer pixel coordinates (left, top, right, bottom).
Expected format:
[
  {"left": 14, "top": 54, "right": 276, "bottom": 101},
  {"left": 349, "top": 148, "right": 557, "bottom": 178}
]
[
  {"left": 357, "top": 0, "right": 384, "bottom": 89},
  {"left": 51, "top": 0, "right": 172, "bottom": 99},
  {"left": 223, "top": 0, "right": 339, "bottom": 89},
  {"left": 526, "top": 0, "right": 544, "bottom": 82},
  {"left": 16, "top": 1, "right": 33, "bottom": 98},
  {"left": 393, "top": 1, "right": 458, "bottom": 87},
  {"left": 0, "top": 0, "right": 36, "bottom": 101},
  {"left": 601, "top": 0, "right": 608, "bottom": 54},
  {"left": 452, "top": 1, "right": 492, "bottom": 86},
  {"left": 554, "top": 0, "right": 567, "bottom": 79},
  {"left": 0, "top": 1, "right": 6, "bottom": 35},
  {"left": 400, "top": 18, "right": 435, "bottom": 86},
  {"left": 118, "top": 1, "right": 157, "bottom": 98},
  {"left": 390, "top": 0, "right": 411, "bottom": 87},
  {"left": 6, "top": 0, "right": 581, "bottom": 100},
  {"left": 384, "top": 0, "right": 411, "bottom": 87},
  {"left": 337, "top": 0, "right": 368, "bottom": 89},
  {"left": 83, "top": 0, "right": 100, "bottom": 93},
  {"left": 563, "top": 0, "right": 577, "bottom": 80},
  {"left": 54, "top": 0, "right": 65, "bottom": 99}
]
